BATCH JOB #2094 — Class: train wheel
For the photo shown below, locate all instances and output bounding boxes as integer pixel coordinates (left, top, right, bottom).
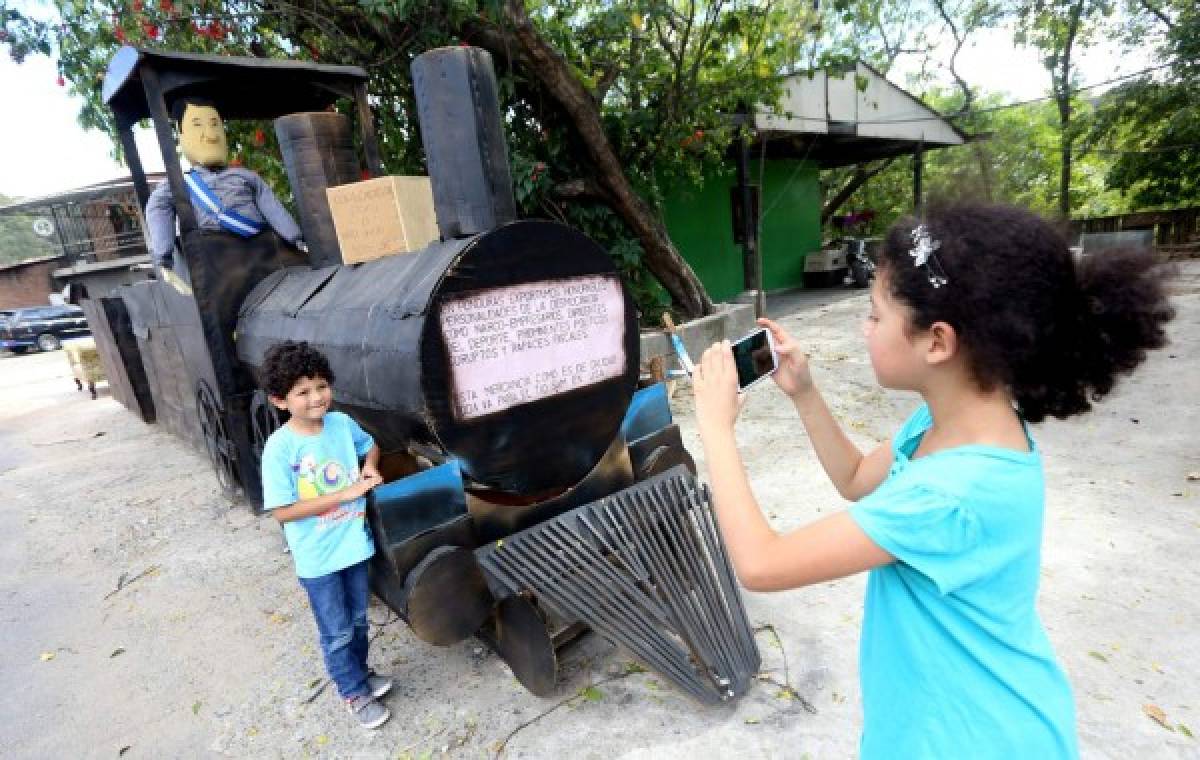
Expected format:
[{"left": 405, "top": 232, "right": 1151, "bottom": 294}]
[
  {"left": 250, "top": 390, "right": 285, "bottom": 461},
  {"left": 196, "top": 380, "right": 240, "bottom": 497}
]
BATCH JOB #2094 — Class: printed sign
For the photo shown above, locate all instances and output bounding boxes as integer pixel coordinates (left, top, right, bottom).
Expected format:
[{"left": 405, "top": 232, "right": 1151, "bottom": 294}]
[{"left": 439, "top": 275, "right": 626, "bottom": 420}]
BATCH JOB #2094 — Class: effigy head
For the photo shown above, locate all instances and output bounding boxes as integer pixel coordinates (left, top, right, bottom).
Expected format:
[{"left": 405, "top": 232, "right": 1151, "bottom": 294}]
[{"left": 174, "top": 99, "right": 228, "bottom": 168}]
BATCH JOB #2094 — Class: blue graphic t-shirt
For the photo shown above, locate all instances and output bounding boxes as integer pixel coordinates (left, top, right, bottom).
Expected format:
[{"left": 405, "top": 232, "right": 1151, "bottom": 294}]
[
  {"left": 849, "top": 404, "right": 1077, "bottom": 759},
  {"left": 261, "top": 411, "right": 376, "bottom": 579}
]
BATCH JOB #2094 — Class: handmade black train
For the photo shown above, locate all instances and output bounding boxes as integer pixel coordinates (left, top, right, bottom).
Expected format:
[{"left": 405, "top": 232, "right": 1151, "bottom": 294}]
[{"left": 84, "top": 45, "right": 759, "bottom": 703}]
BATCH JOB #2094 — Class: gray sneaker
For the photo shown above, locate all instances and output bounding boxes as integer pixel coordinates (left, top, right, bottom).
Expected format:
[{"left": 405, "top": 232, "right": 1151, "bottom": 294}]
[
  {"left": 367, "top": 671, "right": 393, "bottom": 699},
  {"left": 345, "top": 694, "right": 390, "bottom": 729}
]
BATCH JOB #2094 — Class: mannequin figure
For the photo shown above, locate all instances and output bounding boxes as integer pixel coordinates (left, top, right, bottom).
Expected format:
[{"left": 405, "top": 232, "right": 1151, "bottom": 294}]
[{"left": 145, "top": 98, "right": 306, "bottom": 265}]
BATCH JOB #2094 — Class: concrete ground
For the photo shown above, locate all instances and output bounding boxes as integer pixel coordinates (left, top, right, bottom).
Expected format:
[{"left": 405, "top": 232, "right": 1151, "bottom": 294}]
[{"left": 2, "top": 261, "right": 1197, "bottom": 759}]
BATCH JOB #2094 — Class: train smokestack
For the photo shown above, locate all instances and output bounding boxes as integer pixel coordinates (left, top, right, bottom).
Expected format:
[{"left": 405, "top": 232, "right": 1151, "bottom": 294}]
[{"left": 411, "top": 47, "right": 517, "bottom": 239}]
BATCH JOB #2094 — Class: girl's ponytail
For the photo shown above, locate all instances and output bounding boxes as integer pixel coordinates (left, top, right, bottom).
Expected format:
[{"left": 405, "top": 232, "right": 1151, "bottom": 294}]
[
  {"left": 1010, "top": 247, "right": 1174, "bottom": 422},
  {"left": 1073, "top": 248, "right": 1174, "bottom": 402}
]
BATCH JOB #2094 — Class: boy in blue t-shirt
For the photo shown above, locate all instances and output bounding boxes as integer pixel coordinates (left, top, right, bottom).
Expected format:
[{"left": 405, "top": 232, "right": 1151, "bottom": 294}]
[{"left": 259, "top": 340, "right": 392, "bottom": 729}]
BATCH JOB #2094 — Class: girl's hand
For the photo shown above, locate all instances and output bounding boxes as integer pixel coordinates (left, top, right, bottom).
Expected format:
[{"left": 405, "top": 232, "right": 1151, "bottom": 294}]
[
  {"left": 694, "top": 340, "right": 745, "bottom": 435},
  {"left": 758, "top": 318, "right": 815, "bottom": 399},
  {"left": 361, "top": 464, "right": 381, "bottom": 482}
]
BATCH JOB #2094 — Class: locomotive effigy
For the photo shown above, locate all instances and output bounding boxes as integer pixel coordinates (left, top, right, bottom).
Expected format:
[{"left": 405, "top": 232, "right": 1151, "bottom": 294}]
[{"left": 87, "top": 44, "right": 759, "bottom": 704}]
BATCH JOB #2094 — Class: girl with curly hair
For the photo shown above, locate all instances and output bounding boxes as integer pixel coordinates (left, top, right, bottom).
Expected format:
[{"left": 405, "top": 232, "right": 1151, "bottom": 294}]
[{"left": 692, "top": 202, "right": 1175, "bottom": 758}]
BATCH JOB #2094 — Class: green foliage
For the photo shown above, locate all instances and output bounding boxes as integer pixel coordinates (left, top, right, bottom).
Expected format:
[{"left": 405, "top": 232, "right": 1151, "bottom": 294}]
[
  {"left": 2, "top": 0, "right": 825, "bottom": 319},
  {"left": 824, "top": 87, "right": 1128, "bottom": 231},
  {"left": 1084, "top": 0, "right": 1200, "bottom": 209}
]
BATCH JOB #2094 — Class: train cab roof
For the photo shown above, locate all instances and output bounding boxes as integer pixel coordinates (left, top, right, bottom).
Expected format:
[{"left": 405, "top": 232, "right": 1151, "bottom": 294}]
[{"left": 102, "top": 45, "right": 370, "bottom": 124}]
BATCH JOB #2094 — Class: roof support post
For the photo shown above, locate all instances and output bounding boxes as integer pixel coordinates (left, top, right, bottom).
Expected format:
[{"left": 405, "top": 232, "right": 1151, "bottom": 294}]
[
  {"left": 734, "top": 127, "right": 764, "bottom": 317},
  {"left": 115, "top": 115, "right": 151, "bottom": 210},
  {"left": 140, "top": 67, "right": 198, "bottom": 239}
]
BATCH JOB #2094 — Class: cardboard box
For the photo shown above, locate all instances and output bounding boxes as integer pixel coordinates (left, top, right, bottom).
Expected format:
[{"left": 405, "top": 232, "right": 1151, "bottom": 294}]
[{"left": 326, "top": 176, "right": 440, "bottom": 264}]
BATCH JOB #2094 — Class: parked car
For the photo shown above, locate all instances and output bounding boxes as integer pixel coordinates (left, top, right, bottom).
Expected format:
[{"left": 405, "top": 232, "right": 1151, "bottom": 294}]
[{"left": 0, "top": 304, "right": 91, "bottom": 353}]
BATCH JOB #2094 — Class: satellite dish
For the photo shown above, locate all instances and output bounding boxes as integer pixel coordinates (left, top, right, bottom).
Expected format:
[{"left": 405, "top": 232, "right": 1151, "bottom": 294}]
[{"left": 32, "top": 218, "right": 55, "bottom": 237}]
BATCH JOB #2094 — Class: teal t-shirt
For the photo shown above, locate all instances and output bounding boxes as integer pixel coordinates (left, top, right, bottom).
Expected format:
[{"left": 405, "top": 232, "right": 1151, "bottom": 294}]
[
  {"left": 261, "top": 411, "right": 376, "bottom": 579},
  {"left": 849, "top": 404, "right": 1077, "bottom": 759}
]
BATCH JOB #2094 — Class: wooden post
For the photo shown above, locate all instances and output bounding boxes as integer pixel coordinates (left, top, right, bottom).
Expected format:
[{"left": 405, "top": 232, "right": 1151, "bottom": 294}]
[
  {"left": 354, "top": 83, "right": 384, "bottom": 177},
  {"left": 734, "top": 126, "right": 764, "bottom": 317}
]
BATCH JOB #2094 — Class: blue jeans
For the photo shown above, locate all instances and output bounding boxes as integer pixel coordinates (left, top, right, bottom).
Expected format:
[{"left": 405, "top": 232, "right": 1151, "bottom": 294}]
[{"left": 298, "top": 560, "right": 371, "bottom": 700}]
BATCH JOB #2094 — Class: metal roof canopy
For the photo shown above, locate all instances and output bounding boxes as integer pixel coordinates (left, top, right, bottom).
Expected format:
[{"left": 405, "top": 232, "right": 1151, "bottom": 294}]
[
  {"left": 103, "top": 46, "right": 369, "bottom": 123},
  {"left": 752, "top": 62, "right": 969, "bottom": 168},
  {"left": 101, "top": 46, "right": 383, "bottom": 214}
]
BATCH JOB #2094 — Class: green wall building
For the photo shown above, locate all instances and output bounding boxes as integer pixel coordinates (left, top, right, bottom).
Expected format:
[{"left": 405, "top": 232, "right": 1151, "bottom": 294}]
[
  {"left": 663, "top": 160, "right": 821, "bottom": 303},
  {"left": 662, "top": 63, "right": 967, "bottom": 302}
]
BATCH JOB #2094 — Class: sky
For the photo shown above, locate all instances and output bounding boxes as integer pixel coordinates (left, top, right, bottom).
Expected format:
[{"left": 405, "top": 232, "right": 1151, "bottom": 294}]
[{"left": 0, "top": 19, "right": 1157, "bottom": 202}]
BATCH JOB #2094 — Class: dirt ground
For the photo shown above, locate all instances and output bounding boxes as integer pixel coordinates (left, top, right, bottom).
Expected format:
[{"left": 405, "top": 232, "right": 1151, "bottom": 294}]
[{"left": 2, "top": 261, "right": 1198, "bottom": 760}]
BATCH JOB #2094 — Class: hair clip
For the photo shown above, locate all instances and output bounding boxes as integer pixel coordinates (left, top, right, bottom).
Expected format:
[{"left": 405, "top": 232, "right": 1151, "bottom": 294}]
[{"left": 909, "top": 224, "right": 949, "bottom": 288}]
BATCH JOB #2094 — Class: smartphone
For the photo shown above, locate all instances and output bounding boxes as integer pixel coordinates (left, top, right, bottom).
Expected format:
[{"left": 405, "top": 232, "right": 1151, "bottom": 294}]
[{"left": 731, "top": 327, "right": 778, "bottom": 392}]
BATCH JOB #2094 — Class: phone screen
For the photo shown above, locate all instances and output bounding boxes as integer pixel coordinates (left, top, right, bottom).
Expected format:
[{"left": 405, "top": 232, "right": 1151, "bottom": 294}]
[{"left": 732, "top": 329, "right": 776, "bottom": 390}]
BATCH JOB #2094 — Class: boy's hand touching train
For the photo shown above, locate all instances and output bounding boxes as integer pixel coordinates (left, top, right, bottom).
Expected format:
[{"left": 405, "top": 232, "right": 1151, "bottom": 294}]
[
  {"left": 758, "top": 318, "right": 815, "bottom": 399},
  {"left": 345, "top": 472, "right": 383, "bottom": 500},
  {"left": 694, "top": 340, "right": 745, "bottom": 433}
]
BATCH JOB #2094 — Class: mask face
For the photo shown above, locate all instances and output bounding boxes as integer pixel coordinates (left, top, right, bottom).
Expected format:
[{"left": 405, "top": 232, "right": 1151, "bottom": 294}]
[{"left": 178, "top": 103, "right": 228, "bottom": 168}]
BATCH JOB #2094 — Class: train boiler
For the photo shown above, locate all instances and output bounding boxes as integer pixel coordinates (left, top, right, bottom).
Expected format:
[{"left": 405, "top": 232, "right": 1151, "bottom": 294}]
[{"left": 92, "top": 45, "right": 760, "bottom": 704}]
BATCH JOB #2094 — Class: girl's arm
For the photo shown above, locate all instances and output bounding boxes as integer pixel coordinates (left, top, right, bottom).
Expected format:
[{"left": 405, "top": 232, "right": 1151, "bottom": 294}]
[
  {"left": 759, "top": 318, "right": 891, "bottom": 501},
  {"left": 695, "top": 341, "right": 893, "bottom": 591},
  {"left": 792, "top": 385, "right": 894, "bottom": 501},
  {"left": 272, "top": 474, "right": 382, "bottom": 524}
]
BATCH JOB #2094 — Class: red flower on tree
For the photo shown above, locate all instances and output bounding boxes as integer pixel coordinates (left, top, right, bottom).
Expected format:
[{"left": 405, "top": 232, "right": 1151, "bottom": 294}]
[
  {"left": 114, "top": 26, "right": 126, "bottom": 43},
  {"left": 159, "top": 0, "right": 174, "bottom": 13},
  {"left": 56, "top": 75, "right": 66, "bottom": 88},
  {"left": 254, "top": 129, "right": 265, "bottom": 146},
  {"left": 142, "top": 22, "right": 159, "bottom": 40}
]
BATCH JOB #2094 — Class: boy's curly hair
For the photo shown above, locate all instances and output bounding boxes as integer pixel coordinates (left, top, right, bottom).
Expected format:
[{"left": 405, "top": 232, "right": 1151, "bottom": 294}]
[
  {"left": 261, "top": 340, "right": 335, "bottom": 400},
  {"left": 878, "top": 202, "right": 1175, "bottom": 422}
]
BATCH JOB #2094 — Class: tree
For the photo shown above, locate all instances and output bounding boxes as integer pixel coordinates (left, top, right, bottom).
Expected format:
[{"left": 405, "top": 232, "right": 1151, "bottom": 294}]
[
  {"left": 1087, "top": 0, "right": 1200, "bottom": 208},
  {"left": 3, "top": 0, "right": 831, "bottom": 320},
  {"left": 1015, "top": 0, "right": 1113, "bottom": 217}
]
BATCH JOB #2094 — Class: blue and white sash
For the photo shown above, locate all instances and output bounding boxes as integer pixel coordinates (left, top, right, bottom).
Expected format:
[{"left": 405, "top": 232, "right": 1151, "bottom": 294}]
[{"left": 184, "top": 170, "right": 266, "bottom": 238}]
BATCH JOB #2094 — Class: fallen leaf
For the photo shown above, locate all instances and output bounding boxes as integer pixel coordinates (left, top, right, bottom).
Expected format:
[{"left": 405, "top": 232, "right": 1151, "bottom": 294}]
[
  {"left": 39, "top": 651, "right": 55, "bottom": 662},
  {"left": 1088, "top": 651, "right": 1108, "bottom": 663},
  {"left": 1152, "top": 662, "right": 1164, "bottom": 673},
  {"left": 110, "top": 647, "right": 126, "bottom": 658},
  {"left": 191, "top": 701, "right": 202, "bottom": 715},
  {"left": 744, "top": 717, "right": 760, "bottom": 725},
  {"left": 1178, "top": 723, "right": 1193, "bottom": 739},
  {"left": 1143, "top": 703, "right": 1173, "bottom": 731},
  {"left": 579, "top": 686, "right": 603, "bottom": 702},
  {"left": 118, "top": 746, "right": 131, "bottom": 756},
  {"left": 307, "top": 677, "right": 322, "bottom": 689},
  {"left": 268, "top": 612, "right": 291, "bottom": 624},
  {"left": 315, "top": 735, "right": 329, "bottom": 746},
  {"left": 1187, "top": 472, "right": 1199, "bottom": 482}
]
